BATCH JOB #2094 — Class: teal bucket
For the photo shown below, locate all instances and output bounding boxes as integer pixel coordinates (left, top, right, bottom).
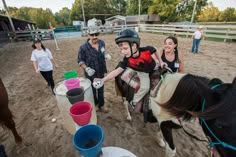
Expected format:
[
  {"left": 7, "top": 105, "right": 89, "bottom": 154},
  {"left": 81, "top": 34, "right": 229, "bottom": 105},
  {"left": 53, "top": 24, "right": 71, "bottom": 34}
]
[
  {"left": 63, "top": 70, "right": 78, "bottom": 80},
  {"left": 73, "top": 125, "right": 104, "bottom": 157}
]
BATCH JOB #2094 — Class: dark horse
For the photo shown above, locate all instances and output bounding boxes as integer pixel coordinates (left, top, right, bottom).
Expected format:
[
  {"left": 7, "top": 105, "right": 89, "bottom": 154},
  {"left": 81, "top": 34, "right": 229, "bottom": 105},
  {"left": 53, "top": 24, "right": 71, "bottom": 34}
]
[
  {"left": 115, "top": 70, "right": 236, "bottom": 157},
  {"left": 0, "top": 78, "right": 22, "bottom": 143}
]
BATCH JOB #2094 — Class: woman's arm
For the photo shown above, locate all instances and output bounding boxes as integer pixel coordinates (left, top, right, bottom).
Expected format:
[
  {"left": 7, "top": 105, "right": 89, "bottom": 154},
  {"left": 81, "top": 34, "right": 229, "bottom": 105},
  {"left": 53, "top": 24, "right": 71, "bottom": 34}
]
[
  {"left": 51, "top": 59, "right": 58, "bottom": 68},
  {"left": 178, "top": 51, "right": 184, "bottom": 73},
  {"left": 156, "top": 49, "right": 167, "bottom": 68},
  {"left": 32, "top": 61, "right": 39, "bottom": 73}
]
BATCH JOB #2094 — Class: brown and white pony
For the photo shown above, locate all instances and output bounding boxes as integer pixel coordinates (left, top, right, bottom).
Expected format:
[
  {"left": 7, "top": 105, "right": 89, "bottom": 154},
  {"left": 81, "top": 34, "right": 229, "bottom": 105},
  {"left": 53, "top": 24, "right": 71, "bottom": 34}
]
[
  {"left": 115, "top": 70, "right": 236, "bottom": 157},
  {"left": 0, "top": 78, "right": 22, "bottom": 143}
]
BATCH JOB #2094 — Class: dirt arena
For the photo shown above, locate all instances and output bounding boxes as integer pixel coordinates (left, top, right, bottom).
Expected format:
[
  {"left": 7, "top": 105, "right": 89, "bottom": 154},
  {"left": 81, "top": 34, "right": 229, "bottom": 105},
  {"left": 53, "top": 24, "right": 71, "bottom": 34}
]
[{"left": 0, "top": 33, "right": 235, "bottom": 157}]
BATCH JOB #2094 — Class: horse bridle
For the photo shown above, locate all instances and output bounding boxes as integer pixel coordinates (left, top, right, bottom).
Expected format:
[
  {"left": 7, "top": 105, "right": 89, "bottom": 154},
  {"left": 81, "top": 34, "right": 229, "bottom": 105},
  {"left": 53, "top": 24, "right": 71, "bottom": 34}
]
[{"left": 201, "top": 84, "right": 236, "bottom": 153}]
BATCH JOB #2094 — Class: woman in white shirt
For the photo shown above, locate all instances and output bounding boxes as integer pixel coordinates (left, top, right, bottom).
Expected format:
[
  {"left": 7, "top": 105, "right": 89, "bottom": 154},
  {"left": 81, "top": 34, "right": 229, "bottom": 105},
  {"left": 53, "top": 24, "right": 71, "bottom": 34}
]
[
  {"left": 191, "top": 26, "right": 204, "bottom": 54},
  {"left": 31, "top": 39, "right": 58, "bottom": 95}
]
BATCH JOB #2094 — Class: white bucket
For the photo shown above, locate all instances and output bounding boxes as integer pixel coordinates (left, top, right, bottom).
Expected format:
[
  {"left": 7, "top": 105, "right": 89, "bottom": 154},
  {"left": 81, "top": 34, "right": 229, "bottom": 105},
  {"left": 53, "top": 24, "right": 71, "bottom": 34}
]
[{"left": 54, "top": 77, "right": 97, "bottom": 135}]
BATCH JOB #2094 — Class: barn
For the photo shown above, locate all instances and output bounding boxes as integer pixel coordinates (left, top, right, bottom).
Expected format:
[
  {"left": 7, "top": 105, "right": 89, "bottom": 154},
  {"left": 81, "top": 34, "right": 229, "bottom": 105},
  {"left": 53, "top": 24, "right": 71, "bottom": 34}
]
[{"left": 0, "top": 14, "right": 36, "bottom": 43}]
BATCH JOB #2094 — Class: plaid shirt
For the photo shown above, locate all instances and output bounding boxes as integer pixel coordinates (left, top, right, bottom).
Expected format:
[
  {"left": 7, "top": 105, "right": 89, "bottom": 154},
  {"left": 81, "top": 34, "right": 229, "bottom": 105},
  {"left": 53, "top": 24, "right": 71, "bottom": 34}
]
[{"left": 78, "top": 39, "right": 107, "bottom": 78}]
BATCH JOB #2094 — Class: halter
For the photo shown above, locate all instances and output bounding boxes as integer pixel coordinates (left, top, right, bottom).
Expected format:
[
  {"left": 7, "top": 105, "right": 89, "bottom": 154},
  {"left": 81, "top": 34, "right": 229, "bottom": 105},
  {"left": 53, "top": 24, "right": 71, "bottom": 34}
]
[{"left": 201, "top": 84, "right": 236, "bottom": 151}]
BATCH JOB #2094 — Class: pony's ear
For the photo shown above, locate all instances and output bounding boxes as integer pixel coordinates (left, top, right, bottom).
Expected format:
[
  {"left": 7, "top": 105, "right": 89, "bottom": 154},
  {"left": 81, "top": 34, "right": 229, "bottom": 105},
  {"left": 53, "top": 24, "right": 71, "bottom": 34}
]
[
  {"left": 232, "top": 77, "right": 236, "bottom": 88},
  {"left": 209, "top": 78, "right": 223, "bottom": 87}
]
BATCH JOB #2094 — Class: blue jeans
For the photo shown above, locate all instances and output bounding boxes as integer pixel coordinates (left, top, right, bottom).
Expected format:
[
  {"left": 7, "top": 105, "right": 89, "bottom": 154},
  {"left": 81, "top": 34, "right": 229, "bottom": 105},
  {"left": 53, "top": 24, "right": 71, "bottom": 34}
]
[{"left": 191, "top": 39, "right": 201, "bottom": 53}]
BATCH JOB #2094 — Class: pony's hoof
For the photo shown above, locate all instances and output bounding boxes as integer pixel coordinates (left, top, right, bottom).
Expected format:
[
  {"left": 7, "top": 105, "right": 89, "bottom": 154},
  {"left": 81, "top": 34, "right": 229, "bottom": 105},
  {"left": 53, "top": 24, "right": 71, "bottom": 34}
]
[
  {"left": 15, "top": 136, "right": 23, "bottom": 144},
  {"left": 165, "top": 146, "right": 176, "bottom": 157},
  {"left": 157, "top": 139, "right": 166, "bottom": 147},
  {"left": 126, "top": 116, "right": 132, "bottom": 121}
]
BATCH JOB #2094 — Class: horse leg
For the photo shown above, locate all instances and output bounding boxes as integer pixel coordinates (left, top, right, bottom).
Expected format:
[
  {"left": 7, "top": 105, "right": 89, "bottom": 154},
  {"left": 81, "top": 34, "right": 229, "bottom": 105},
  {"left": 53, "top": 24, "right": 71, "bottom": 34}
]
[
  {"left": 3, "top": 109, "right": 22, "bottom": 143},
  {"left": 160, "top": 121, "right": 182, "bottom": 157},
  {"left": 123, "top": 98, "right": 132, "bottom": 121},
  {"left": 156, "top": 126, "right": 166, "bottom": 147}
]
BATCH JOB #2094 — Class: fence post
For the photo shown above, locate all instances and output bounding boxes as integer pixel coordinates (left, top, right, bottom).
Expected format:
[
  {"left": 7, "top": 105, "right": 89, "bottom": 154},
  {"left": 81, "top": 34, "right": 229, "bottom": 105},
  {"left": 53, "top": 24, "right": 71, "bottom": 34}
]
[{"left": 224, "top": 27, "right": 230, "bottom": 42}]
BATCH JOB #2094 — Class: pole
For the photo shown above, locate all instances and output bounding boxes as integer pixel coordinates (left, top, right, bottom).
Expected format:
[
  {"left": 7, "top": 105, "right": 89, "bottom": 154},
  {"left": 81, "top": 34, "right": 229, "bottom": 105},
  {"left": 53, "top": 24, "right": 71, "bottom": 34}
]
[
  {"left": 2, "top": 0, "right": 16, "bottom": 39},
  {"left": 138, "top": 0, "right": 141, "bottom": 25},
  {"left": 81, "top": 0, "right": 86, "bottom": 27},
  {"left": 191, "top": 0, "right": 197, "bottom": 23},
  {"left": 49, "top": 22, "right": 60, "bottom": 51}
]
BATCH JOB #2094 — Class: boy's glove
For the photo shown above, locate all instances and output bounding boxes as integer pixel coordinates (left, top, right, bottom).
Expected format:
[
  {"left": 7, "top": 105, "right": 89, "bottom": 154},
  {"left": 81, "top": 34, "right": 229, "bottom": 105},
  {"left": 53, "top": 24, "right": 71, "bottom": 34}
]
[
  {"left": 93, "top": 78, "right": 104, "bottom": 89},
  {"left": 85, "top": 67, "right": 95, "bottom": 76}
]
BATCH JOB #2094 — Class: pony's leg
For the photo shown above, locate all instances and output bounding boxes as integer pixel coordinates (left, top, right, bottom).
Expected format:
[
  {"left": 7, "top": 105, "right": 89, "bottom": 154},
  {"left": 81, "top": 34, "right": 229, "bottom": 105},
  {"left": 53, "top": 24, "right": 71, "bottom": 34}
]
[
  {"left": 160, "top": 121, "right": 182, "bottom": 157},
  {"left": 5, "top": 119, "right": 22, "bottom": 143},
  {"left": 3, "top": 110, "right": 22, "bottom": 143},
  {"left": 123, "top": 98, "right": 132, "bottom": 121},
  {"left": 156, "top": 126, "right": 166, "bottom": 147}
]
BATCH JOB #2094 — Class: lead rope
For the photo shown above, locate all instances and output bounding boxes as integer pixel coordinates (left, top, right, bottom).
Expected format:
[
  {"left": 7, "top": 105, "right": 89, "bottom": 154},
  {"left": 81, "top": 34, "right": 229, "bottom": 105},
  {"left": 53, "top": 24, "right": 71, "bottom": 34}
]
[{"left": 201, "top": 84, "right": 236, "bottom": 157}]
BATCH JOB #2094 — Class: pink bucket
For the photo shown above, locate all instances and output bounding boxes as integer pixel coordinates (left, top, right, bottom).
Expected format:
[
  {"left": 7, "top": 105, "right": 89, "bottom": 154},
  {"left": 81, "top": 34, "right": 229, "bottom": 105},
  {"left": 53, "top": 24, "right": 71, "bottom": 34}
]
[
  {"left": 69, "top": 101, "right": 92, "bottom": 126},
  {"left": 64, "top": 78, "right": 80, "bottom": 90}
]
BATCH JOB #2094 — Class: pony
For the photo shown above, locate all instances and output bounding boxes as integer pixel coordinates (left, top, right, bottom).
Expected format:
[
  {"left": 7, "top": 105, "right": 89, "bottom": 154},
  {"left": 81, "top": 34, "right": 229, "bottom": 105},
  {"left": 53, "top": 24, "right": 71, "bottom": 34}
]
[
  {"left": 115, "top": 69, "right": 236, "bottom": 157},
  {"left": 0, "top": 78, "right": 22, "bottom": 143}
]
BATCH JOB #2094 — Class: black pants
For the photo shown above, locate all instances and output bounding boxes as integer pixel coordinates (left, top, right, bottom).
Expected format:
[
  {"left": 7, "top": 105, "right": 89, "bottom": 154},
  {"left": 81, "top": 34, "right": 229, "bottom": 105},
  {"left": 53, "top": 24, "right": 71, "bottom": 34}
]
[
  {"left": 87, "top": 76, "right": 104, "bottom": 108},
  {"left": 40, "top": 70, "right": 55, "bottom": 92}
]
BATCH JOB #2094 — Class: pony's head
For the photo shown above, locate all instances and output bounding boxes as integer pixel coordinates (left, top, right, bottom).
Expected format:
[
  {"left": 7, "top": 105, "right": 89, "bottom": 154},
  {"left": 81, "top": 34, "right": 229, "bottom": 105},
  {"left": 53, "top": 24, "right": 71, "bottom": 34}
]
[{"left": 154, "top": 73, "right": 236, "bottom": 157}]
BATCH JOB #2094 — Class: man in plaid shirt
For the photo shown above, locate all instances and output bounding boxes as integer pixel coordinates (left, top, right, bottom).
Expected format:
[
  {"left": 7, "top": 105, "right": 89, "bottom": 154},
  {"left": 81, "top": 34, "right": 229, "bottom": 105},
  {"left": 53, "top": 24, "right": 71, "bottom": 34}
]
[{"left": 78, "top": 26, "right": 111, "bottom": 112}]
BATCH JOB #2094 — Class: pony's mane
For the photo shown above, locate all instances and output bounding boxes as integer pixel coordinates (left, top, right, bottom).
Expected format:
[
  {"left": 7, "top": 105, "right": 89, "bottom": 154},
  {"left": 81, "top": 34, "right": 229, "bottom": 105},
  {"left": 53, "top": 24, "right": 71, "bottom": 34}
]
[{"left": 159, "top": 74, "right": 236, "bottom": 121}]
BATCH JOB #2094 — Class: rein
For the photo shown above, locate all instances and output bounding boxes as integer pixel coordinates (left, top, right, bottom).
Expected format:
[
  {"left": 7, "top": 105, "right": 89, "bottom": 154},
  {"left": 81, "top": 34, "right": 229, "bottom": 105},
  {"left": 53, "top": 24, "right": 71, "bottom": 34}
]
[{"left": 201, "top": 84, "right": 236, "bottom": 151}]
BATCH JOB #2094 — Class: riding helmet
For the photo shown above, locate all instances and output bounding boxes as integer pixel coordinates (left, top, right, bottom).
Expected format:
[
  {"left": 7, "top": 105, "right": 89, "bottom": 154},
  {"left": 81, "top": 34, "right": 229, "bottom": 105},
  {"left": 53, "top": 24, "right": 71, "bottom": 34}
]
[{"left": 115, "top": 28, "right": 140, "bottom": 46}]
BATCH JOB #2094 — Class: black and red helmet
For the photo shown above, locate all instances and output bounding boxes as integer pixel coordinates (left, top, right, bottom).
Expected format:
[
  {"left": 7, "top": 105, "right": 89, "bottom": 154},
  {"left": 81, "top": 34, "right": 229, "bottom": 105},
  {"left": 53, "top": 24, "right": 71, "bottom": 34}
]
[{"left": 115, "top": 28, "right": 140, "bottom": 47}]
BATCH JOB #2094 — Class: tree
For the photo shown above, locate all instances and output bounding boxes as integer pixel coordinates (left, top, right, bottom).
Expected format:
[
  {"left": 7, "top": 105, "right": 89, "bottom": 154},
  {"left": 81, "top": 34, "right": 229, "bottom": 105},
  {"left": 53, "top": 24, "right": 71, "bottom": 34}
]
[
  {"left": 107, "top": 0, "right": 126, "bottom": 15},
  {"left": 7, "top": 7, "right": 56, "bottom": 29},
  {"left": 219, "top": 7, "right": 236, "bottom": 22},
  {"left": 148, "top": 0, "right": 181, "bottom": 22},
  {"left": 55, "top": 7, "right": 71, "bottom": 26},
  {"left": 126, "top": 0, "right": 152, "bottom": 15},
  {"left": 70, "top": 0, "right": 126, "bottom": 24},
  {"left": 198, "top": 5, "right": 220, "bottom": 22},
  {"left": 175, "top": 0, "right": 208, "bottom": 22}
]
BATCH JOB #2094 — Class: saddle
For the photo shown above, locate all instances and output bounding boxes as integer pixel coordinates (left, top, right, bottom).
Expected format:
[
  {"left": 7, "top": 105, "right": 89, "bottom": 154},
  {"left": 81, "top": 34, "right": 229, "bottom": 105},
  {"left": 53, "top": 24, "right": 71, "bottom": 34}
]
[{"left": 120, "top": 67, "right": 171, "bottom": 123}]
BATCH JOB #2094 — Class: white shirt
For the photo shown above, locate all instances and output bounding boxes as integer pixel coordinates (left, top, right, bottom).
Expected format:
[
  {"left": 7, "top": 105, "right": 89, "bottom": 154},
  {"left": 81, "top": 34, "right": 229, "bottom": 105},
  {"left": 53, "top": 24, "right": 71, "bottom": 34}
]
[
  {"left": 31, "top": 48, "right": 53, "bottom": 71},
  {"left": 193, "top": 30, "right": 202, "bottom": 39}
]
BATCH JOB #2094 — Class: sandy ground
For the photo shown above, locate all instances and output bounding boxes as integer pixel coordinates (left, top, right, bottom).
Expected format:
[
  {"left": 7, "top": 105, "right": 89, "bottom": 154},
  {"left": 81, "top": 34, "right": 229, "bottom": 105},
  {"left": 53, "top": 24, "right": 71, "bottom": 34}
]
[{"left": 0, "top": 33, "right": 236, "bottom": 157}]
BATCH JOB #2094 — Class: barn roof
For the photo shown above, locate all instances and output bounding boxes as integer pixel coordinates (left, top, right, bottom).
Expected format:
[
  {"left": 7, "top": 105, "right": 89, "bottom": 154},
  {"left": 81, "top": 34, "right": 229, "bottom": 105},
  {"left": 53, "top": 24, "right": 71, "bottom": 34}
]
[{"left": 0, "top": 14, "right": 35, "bottom": 24}]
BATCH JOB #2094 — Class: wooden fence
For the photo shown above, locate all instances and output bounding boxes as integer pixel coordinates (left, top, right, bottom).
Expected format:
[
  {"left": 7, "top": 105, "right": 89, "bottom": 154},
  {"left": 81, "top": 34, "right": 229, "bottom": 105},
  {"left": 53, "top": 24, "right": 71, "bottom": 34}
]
[
  {"left": 2, "top": 24, "right": 236, "bottom": 42},
  {"left": 83, "top": 24, "right": 236, "bottom": 42},
  {"left": 5, "top": 30, "right": 54, "bottom": 42}
]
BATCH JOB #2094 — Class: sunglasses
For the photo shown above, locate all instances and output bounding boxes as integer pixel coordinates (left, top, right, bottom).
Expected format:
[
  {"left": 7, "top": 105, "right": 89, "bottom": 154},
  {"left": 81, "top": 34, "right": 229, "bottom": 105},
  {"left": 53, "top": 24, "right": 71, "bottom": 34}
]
[{"left": 89, "top": 33, "right": 99, "bottom": 36}]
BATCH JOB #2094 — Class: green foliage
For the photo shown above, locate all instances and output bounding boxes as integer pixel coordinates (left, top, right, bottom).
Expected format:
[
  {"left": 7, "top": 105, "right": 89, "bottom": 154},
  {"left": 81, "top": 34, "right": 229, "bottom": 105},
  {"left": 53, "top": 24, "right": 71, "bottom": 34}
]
[
  {"left": 219, "top": 7, "right": 236, "bottom": 22},
  {"left": 198, "top": 5, "right": 220, "bottom": 22},
  {"left": 175, "top": 0, "right": 208, "bottom": 22},
  {"left": 70, "top": 0, "right": 126, "bottom": 24},
  {"left": 127, "top": 0, "right": 152, "bottom": 15},
  {"left": 55, "top": 7, "right": 71, "bottom": 26},
  {"left": 107, "top": 0, "right": 127, "bottom": 15},
  {"left": 148, "top": 0, "right": 181, "bottom": 22},
  {"left": 7, "top": 7, "right": 56, "bottom": 29}
]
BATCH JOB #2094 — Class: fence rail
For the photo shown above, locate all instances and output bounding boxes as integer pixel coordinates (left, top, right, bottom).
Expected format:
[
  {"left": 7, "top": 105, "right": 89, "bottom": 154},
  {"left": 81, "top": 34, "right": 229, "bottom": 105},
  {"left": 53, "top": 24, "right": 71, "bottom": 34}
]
[
  {"left": 82, "top": 24, "right": 236, "bottom": 42},
  {"left": 2, "top": 24, "right": 236, "bottom": 42}
]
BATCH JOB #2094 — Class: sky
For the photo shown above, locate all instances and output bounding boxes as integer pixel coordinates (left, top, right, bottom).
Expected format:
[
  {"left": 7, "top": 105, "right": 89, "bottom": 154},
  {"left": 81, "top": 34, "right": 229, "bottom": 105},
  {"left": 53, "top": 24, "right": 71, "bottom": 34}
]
[{"left": 0, "top": 0, "right": 236, "bottom": 13}]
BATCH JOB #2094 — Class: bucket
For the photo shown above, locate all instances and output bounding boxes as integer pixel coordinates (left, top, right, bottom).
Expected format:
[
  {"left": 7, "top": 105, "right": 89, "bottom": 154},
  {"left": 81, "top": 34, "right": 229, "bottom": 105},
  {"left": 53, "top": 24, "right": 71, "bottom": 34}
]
[
  {"left": 63, "top": 70, "right": 78, "bottom": 80},
  {"left": 70, "top": 101, "right": 92, "bottom": 126},
  {"left": 73, "top": 124, "right": 104, "bottom": 157},
  {"left": 64, "top": 78, "right": 80, "bottom": 90},
  {"left": 66, "top": 88, "right": 84, "bottom": 104},
  {"left": 54, "top": 78, "right": 97, "bottom": 135}
]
